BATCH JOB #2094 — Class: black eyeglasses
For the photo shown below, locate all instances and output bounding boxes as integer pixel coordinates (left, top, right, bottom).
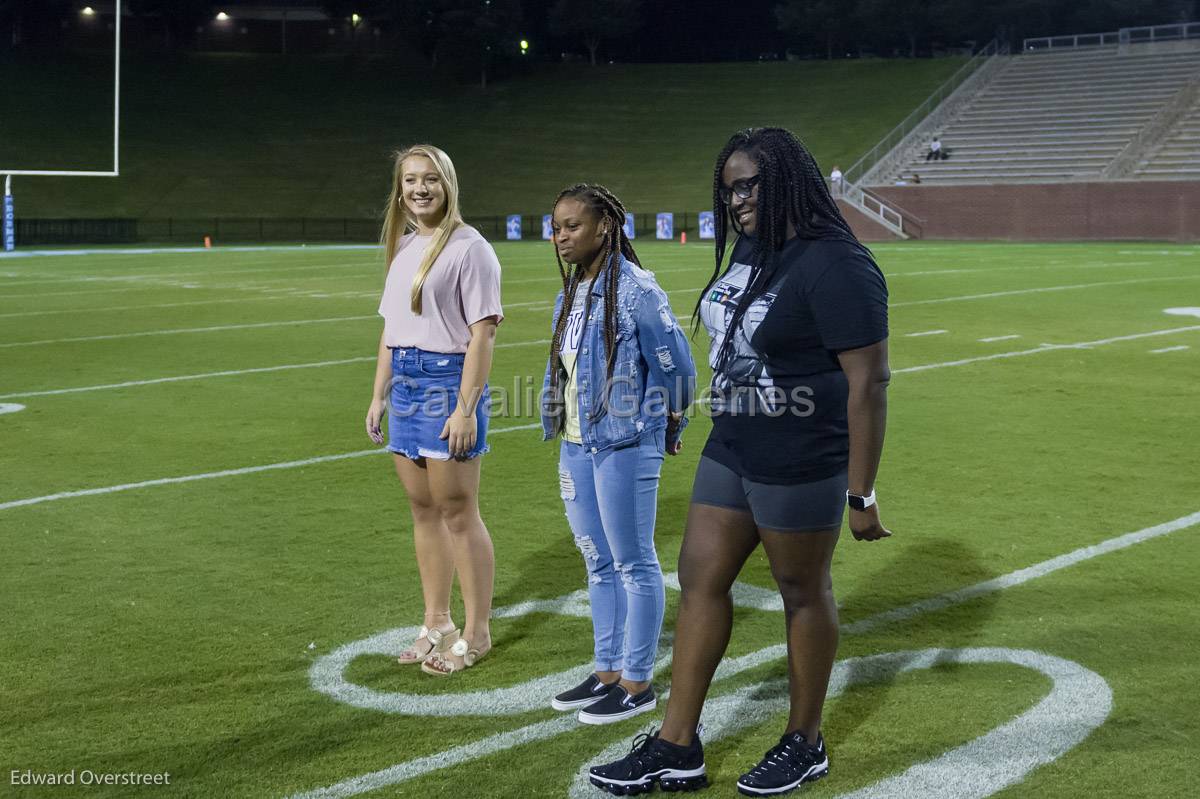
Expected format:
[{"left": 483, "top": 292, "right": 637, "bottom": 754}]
[{"left": 718, "top": 175, "right": 760, "bottom": 205}]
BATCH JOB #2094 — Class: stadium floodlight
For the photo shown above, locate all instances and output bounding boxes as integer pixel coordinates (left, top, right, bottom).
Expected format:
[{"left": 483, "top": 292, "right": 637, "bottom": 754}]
[
  {"left": 2, "top": 0, "right": 121, "bottom": 250},
  {"left": 82, "top": 6, "right": 96, "bottom": 15},
  {"left": 351, "top": 13, "right": 362, "bottom": 25},
  {"left": 520, "top": 39, "right": 529, "bottom": 53},
  {"left": 216, "top": 11, "right": 230, "bottom": 21}
]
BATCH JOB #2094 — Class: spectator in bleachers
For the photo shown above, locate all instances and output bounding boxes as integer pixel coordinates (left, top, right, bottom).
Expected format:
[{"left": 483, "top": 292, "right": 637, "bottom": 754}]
[
  {"left": 911, "top": 173, "right": 922, "bottom": 184},
  {"left": 925, "top": 136, "right": 947, "bottom": 161},
  {"left": 829, "top": 165, "right": 843, "bottom": 196}
]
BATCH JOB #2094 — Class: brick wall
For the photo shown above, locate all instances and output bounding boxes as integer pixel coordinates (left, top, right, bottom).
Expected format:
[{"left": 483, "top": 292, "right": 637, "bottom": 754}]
[{"left": 871, "top": 182, "right": 1200, "bottom": 241}]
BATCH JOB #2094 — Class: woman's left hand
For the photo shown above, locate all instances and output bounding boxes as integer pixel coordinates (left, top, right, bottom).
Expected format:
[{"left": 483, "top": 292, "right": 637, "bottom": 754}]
[
  {"left": 849, "top": 503, "right": 892, "bottom": 541},
  {"left": 440, "top": 411, "right": 478, "bottom": 458},
  {"left": 666, "top": 412, "right": 684, "bottom": 456}
]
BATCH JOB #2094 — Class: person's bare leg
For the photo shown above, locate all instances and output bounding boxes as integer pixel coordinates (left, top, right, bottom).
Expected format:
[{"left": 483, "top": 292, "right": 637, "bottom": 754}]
[
  {"left": 657, "top": 503, "right": 760, "bottom": 746},
  {"left": 427, "top": 456, "right": 494, "bottom": 652},
  {"left": 758, "top": 527, "right": 840, "bottom": 742},
  {"left": 393, "top": 456, "right": 457, "bottom": 654}
]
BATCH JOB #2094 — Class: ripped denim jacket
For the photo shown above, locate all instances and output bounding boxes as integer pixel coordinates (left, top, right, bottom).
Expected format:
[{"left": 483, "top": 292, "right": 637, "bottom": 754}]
[{"left": 541, "top": 256, "right": 696, "bottom": 453}]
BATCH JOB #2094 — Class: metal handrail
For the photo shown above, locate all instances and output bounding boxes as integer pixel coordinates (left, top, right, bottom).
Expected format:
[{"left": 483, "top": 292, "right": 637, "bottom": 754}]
[
  {"left": 1023, "top": 21, "right": 1200, "bottom": 51},
  {"left": 841, "top": 38, "right": 999, "bottom": 187},
  {"left": 838, "top": 185, "right": 909, "bottom": 238}
]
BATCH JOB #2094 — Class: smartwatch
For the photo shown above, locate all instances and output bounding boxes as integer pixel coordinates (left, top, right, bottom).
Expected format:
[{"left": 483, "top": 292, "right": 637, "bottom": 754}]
[{"left": 846, "top": 489, "right": 876, "bottom": 512}]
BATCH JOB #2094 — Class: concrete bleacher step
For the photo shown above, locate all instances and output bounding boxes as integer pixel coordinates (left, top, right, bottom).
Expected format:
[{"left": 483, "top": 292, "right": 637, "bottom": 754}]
[
  {"left": 966, "top": 96, "right": 1170, "bottom": 111},
  {"left": 876, "top": 45, "right": 1200, "bottom": 186},
  {"left": 957, "top": 109, "right": 1157, "bottom": 122},
  {"left": 937, "top": 134, "right": 1133, "bottom": 145}
]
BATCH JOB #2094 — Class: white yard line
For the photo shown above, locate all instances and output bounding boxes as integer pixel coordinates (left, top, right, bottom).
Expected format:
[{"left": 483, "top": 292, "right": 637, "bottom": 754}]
[
  {"left": 0, "top": 244, "right": 379, "bottom": 259},
  {"left": 894, "top": 326, "right": 1200, "bottom": 374},
  {"left": 1149, "top": 345, "right": 1189, "bottom": 354},
  {"left": 3, "top": 325, "right": 1196, "bottom": 509},
  {"left": 0, "top": 339, "right": 551, "bottom": 400},
  {"left": 0, "top": 261, "right": 378, "bottom": 288},
  {"left": 979, "top": 334, "right": 1020, "bottom": 343},
  {"left": 905, "top": 329, "right": 948, "bottom": 337},
  {"left": 0, "top": 314, "right": 380, "bottom": 349},
  {"left": 0, "top": 423, "right": 542, "bottom": 512},
  {"left": 891, "top": 275, "right": 1199, "bottom": 307},
  {"left": 0, "top": 295, "right": 298, "bottom": 319}
]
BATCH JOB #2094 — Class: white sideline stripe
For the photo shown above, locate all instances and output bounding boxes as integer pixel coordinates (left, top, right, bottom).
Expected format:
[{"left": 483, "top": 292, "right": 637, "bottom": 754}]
[
  {"left": 891, "top": 275, "right": 1200, "bottom": 307},
  {"left": 0, "top": 314, "right": 380, "bottom": 349},
  {"left": 293, "top": 509, "right": 1196, "bottom": 799},
  {"left": 979, "top": 334, "right": 1020, "bottom": 343},
  {"left": 893, "top": 325, "right": 1200, "bottom": 374},
  {"left": 905, "top": 329, "right": 948, "bottom": 337},
  {"left": 0, "top": 244, "right": 379, "bottom": 259},
  {"left": 0, "top": 423, "right": 542, "bottom": 512},
  {"left": 0, "top": 259, "right": 377, "bottom": 287},
  {"left": 0, "top": 403, "right": 25, "bottom": 415},
  {"left": 1150, "top": 345, "right": 1189, "bottom": 354},
  {"left": 0, "top": 339, "right": 551, "bottom": 400},
  {"left": 0, "top": 294, "right": 297, "bottom": 319}
]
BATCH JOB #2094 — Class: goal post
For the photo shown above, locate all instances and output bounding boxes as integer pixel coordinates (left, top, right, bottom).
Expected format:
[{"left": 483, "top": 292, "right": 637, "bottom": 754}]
[{"left": 2, "top": 0, "right": 122, "bottom": 250}]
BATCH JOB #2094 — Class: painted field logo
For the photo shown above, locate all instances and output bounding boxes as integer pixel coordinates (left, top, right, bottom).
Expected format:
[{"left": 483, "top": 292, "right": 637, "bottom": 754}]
[{"left": 300, "top": 576, "right": 1115, "bottom": 799}]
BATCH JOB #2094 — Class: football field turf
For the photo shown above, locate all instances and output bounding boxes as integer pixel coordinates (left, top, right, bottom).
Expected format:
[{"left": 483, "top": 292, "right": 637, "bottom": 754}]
[{"left": 1, "top": 241, "right": 1198, "bottom": 798}]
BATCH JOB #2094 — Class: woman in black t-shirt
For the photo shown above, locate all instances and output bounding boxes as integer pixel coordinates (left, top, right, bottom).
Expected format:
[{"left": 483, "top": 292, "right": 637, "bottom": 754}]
[{"left": 589, "top": 128, "right": 892, "bottom": 796}]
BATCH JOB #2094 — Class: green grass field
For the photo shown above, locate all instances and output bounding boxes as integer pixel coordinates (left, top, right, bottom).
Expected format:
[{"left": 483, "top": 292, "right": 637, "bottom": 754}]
[
  {"left": 1, "top": 240, "right": 1198, "bottom": 798},
  {"left": 0, "top": 53, "right": 964, "bottom": 219}
]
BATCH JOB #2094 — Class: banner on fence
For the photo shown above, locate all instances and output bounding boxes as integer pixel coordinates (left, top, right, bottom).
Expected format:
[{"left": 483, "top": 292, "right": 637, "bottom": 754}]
[
  {"left": 656, "top": 213, "right": 673, "bottom": 240},
  {"left": 699, "top": 211, "right": 715, "bottom": 240},
  {"left": 506, "top": 215, "right": 522, "bottom": 240}
]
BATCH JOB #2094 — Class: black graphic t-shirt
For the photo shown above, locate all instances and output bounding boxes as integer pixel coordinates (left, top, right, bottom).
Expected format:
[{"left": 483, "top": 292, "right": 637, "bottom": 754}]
[{"left": 700, "top": 235, "right": 888, "bottom": 484}]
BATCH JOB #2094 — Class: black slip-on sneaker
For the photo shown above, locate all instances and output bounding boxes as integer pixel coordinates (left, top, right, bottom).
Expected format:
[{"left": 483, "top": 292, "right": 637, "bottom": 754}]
[
  {"left": 551, "top": 674, "right": 618, "bottom": 711},
  {"left": 578, "top": 684, "right": 657, "bottom": 725}
]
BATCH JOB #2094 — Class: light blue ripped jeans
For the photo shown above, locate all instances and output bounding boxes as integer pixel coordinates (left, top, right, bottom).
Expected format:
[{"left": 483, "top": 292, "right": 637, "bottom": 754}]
[{"left": 558, "top": 429, "right": 666, "bottom": 682}]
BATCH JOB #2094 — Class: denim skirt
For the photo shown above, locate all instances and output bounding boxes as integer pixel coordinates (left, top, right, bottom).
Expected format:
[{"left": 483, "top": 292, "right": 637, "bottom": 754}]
[{"left": 387, "top": 347, "right": 490, "bottom": 461}]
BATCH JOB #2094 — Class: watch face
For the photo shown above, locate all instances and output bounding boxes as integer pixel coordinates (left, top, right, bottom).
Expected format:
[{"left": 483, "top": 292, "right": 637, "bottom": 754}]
[{"left": 848, "top": 495, "right": 865, "bottom": 511}]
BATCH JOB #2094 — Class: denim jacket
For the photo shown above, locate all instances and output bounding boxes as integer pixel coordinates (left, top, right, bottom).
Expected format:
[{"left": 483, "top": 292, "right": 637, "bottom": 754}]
[{"left": 541, "top": 256, "right": 696, "bottom": 453}]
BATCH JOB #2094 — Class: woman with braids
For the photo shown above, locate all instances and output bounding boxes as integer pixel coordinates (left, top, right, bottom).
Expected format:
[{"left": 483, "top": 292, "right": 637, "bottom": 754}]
[
  {"left": 541, "top": 183, "right": 696, "bottom": 725},
  {"left": 590, "top": 128, "right": 891, "bottom": 795},
  {"left": 365, "top": 144, "right": 502, "bottom": 676}
]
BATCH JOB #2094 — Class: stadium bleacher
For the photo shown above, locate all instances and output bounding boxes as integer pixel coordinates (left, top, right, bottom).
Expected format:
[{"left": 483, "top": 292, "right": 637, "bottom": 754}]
[
  {"left": 883, "top": 44, "right": 1200, "bottom": 185},
  {"left": 1136, "top": 101, "right": 1200, "bottom": 178}
]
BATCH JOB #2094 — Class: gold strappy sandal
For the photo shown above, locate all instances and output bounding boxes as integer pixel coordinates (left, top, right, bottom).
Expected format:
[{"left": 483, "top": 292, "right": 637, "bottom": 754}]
[
  {"left": 397, "top": 625, "right": 460, "bottom": 666},
  {"left": 421, "top": 637, "right": 490, "bottom": 677}
]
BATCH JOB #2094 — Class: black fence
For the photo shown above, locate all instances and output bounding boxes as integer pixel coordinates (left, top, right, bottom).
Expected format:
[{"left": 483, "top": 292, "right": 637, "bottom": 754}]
[{"left": 14, "top": 214, "right": 710, "bottom": 246}]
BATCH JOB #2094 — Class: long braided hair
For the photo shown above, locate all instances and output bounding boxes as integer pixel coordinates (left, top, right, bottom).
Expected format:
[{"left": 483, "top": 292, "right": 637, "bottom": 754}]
[
  {"left": 698, "top": 127, "right": 866, "bottom": 374},
  {"left": 547, "top": 183, "right": 641, "bottom": 403}
]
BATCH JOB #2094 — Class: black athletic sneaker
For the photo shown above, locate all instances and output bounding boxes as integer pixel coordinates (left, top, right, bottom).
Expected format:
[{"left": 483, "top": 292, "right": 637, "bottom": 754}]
[
  {"left": 589, "top": 728, "right": 708, "bottom": 795},
  {"left": 551, "top": 674, "right": 617, "bottom": 711},
  {"left": 736, "top": 731, "right": 829, "bottom": 796},
  {"left": 578, "top": 684, "right": 657, "bottom": 725}
]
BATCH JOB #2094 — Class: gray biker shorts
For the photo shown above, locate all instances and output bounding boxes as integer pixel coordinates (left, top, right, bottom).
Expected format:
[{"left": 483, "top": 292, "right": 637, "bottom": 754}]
[{"left": 691, "top": 455, "right": 847, "bottom": 532}]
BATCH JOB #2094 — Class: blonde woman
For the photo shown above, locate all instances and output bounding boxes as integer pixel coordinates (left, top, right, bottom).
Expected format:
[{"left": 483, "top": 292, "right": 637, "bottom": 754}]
[{"left": 366, "top": 145, "right": 503, "bottom": 676}]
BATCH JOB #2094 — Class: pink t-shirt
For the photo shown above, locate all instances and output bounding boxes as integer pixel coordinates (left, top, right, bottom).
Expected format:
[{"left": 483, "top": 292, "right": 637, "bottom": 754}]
[{"left": 378, "top": 225, "right": 504, "bottom": 353}]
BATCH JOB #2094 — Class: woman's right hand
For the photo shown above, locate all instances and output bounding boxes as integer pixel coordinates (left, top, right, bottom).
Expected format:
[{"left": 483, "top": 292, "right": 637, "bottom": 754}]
[{"left": 366, "top": 397, "right": 387, "bottom": 445}]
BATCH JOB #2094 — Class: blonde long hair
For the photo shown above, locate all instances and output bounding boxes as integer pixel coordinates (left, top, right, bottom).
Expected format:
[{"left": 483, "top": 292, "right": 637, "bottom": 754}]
[{"left": 380, "top": 144, "right": 464, "bottom": 314}]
